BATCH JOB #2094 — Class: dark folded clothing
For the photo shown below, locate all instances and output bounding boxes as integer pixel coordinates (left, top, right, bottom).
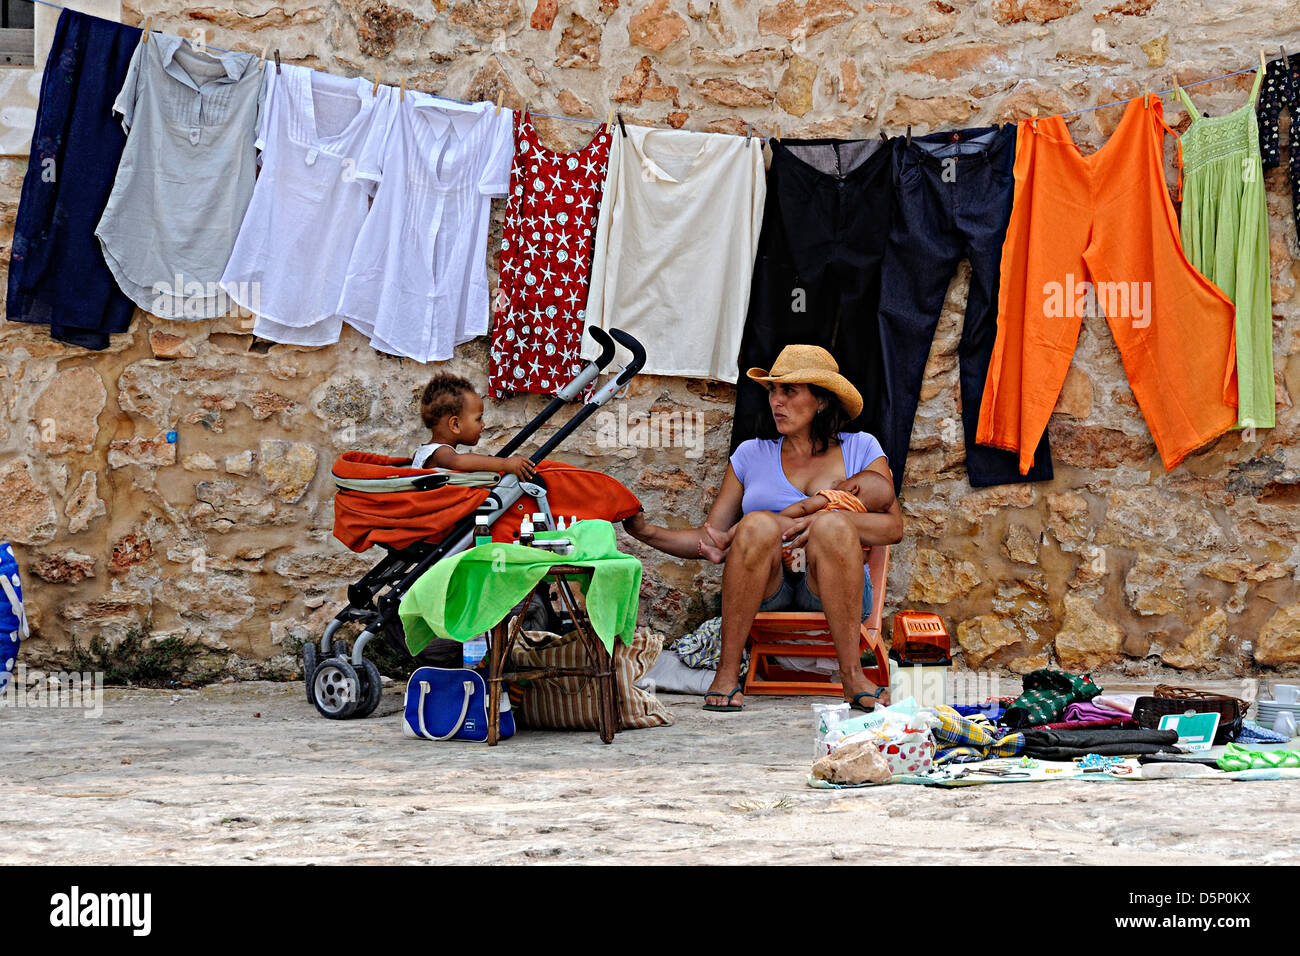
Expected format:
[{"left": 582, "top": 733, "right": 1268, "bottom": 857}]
[{"left": 1021, "top": 727, "right": 1179, "bottom": 760}]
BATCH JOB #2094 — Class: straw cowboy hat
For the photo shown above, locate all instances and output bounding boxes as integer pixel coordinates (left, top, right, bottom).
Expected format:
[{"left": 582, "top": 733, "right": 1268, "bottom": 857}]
[{"left": 746, "top": 345, "right": 863, "bottom": 419}]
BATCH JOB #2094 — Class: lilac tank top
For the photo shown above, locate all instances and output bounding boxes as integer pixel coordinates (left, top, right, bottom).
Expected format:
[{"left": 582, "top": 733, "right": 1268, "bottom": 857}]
[{"left": 729, "top": 432, "right": 887, "bottom": 515}]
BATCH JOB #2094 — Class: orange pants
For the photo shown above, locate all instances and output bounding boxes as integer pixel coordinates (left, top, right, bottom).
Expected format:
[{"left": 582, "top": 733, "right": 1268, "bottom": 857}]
[{"left": 977, "top": 95, "right": 1238, "bottom": 474}]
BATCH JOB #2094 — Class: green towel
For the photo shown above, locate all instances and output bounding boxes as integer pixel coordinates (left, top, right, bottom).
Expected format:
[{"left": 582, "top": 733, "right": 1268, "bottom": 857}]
[{"left": 398, "top": 519, "right": 642, "bottom": 655}]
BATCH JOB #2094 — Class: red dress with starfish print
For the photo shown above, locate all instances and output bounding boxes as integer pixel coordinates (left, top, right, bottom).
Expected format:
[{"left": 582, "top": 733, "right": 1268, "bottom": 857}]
[{"left": 489, "top": 112, "right": 611, "bottom": 398}]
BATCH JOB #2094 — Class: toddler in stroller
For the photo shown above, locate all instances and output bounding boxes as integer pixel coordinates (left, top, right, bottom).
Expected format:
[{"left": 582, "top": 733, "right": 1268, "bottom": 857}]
[{"left": 305, "top": 328, "right": 646, "bottom": 719}]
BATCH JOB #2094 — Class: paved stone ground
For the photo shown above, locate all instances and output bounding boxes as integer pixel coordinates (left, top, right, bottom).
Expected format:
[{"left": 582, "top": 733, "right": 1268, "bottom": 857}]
[{"left": 3, "top": 679, "right": 1296, "bottom": 865}]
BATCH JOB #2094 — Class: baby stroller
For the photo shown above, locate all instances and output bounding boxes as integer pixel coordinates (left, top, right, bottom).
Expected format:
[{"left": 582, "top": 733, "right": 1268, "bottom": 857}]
[{"left": 304, "top": 327, "right": 647, "bottom": 719}]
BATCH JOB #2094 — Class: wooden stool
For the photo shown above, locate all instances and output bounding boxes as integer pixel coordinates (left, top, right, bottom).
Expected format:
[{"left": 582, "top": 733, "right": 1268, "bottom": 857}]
[
  {"left": 743, "top": 545, "right": 890, "bottom": 697},
  {"left": 485, "top": 565, "right": 620, "bottom": 745}
]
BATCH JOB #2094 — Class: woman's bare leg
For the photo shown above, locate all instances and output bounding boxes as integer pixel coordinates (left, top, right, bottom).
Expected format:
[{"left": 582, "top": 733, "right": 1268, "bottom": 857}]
[
  {"left": 706, "top": 511, "right": 784, "bottom": 708},
  {"left": 804, "top": 512, "right": 888, "bottom": 705}
]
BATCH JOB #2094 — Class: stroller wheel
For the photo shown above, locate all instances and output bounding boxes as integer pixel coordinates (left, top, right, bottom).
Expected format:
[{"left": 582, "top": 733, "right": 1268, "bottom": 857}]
[
  {"left": 302, "top": 641, "right": 319, "bottom": 705},
  {"left": 311, "top": 658, "right": 360, "bottom": 720},
  {"left": 356, "top": 658, "right": 383, "bottom": 718}
]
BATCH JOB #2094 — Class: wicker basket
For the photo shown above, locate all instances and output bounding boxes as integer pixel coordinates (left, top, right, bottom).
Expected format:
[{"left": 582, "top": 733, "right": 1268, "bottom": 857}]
[{"left": 1132, "top": 685, "right": 1247, "bottom": 744}]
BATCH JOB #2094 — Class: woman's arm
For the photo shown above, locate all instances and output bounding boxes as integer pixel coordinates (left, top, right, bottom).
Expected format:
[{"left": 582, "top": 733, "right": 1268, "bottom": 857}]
[
  {"left": 622, "top": 464, "right": 747, "bottom": 559},
  {"left": 833, "top": 457, "right": 896, "bottom": 511},
  {"left": 786, "top": 457, "right": 903, "bottom": 547}
]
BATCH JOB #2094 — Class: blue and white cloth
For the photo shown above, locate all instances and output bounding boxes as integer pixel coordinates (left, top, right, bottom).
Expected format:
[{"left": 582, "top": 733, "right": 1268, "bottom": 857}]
[{"left": 0, "top": 543, "right": 28, "bottom": 693}]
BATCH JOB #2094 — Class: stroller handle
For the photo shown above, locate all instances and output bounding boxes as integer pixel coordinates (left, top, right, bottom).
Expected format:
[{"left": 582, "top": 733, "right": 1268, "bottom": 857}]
[
  {"left": 586, "top": 326, "right": 619, "bottom": 372},
  {"left": 608, "top": 329, "right": 646, "bottom": 385}
]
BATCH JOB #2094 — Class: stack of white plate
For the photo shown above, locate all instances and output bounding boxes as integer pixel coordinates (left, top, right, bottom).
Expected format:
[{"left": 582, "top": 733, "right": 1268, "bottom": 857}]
[{"left": 1255, "top": 698, "right": 1300, "bottom": 733}]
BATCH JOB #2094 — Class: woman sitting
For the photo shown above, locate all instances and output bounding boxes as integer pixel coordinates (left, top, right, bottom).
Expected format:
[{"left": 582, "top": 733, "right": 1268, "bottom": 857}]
[{"left": 623, "top": 345, "right": 903, "bottom": 713}]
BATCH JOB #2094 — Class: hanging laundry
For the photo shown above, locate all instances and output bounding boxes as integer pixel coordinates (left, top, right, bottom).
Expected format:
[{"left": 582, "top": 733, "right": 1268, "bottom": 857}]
[
  {"left": 730, "top": 137, "right": 892, "bottom": 450},
  {"left": 220, "top": 65, "right": 396, "bottom": 345},
  {"left": 582, "top": 125, "right": 765, "bottom": 382},
  {"left": 488, "top": 111, "right": 610, "bottom": 397},
  {"left": 337, "top": 91, "right": 514, "bottom": 362},
  {"left": 877, "top": 126, "right": 1053, "bottom": 493},
  {"left": 95, "top": 34, "right": 262, "bottom": 320},
  {"left": 1176, "top": 74, "right": 1275, "bottom": 430},
  {"left": 977, "top": 96, "right": 1239, "bottom": 475},
  {"left": 1258, "top": 51, "right": 1300, "bottom": 238},
  {"left": 6, "top": 10, "right": 139, "bottom": 349}
]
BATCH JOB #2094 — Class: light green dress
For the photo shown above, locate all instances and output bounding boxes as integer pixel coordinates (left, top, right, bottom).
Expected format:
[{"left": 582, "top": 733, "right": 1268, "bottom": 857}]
[{"left": 1177, "top": 72, "right": 1274, "bottom": 430}]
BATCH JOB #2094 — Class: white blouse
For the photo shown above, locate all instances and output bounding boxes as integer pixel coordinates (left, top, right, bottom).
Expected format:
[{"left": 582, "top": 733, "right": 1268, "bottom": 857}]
[
  {"left": 337, "top": 92, "right": 514, "bottom": 363},
  {"left": 220, "top": 64, "right": 396, "bottom": 345},
  {"left": 581, "top": 125, "right": 766, "bottom": 383}
]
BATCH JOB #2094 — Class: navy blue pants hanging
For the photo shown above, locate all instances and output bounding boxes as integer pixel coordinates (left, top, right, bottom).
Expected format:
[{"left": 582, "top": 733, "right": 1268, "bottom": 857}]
[
  {"left": 6, "top": 9, "right": 140, "bottom": 350},
  {"left": 876, "top": 125, "right": 1052, "bottom": 492},
  {"left": 729, "top": 137, "right": 895, "bottom": 452}
]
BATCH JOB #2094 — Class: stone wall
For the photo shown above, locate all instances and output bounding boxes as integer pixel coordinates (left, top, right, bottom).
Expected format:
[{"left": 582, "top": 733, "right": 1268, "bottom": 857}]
[{"left": 2, "top": 0, "right": 1299, "bottom": 678}]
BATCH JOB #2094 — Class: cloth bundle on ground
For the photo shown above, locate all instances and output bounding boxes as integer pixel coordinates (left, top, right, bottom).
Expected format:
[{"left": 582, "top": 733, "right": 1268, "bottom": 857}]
[
  {"left": 1003, "top": 669, "right": 1100, "bottom": 728},
  {"left": 398, "top": 520, "right": 641, "bottom": 656},
  {"left": 1019, "top": 727, "right": 1180, "bottom": 760},
  {"left": 929, "top": 705, "right": 1024, "bottom": 765},
  {"left": 509, "top": 627, "right": 673, "bottom": 730}
]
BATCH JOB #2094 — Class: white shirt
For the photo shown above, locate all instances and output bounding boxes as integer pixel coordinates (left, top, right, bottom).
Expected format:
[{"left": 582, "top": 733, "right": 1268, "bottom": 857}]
[
  {"left": 97, "top": 36, "right": 263, "bottom": 319},
  {"left": 220, "top": 65, "right": 396, "bottom": 345},
  {"left": 337, "top": 92, "right": 514, "bottom": 362},
  {"left": 581, "top": 125, "right": 766, "bottom": 382},
  {"left": 410, "top": 442, "right": 452, "bottom": 468}
]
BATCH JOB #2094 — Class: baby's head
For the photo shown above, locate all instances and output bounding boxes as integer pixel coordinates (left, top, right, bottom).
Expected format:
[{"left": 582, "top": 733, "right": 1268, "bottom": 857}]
[{"left": 420, "top": 373, "right": 485, "bottom": 446}]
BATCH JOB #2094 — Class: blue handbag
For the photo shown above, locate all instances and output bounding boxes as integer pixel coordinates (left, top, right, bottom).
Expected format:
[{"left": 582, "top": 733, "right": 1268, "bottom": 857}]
[
  {"left": 402, "top": 666, "right": 515, "bottom": 742},
  {"left": 0, "top": 543, "right": 27, "bottom": 694}
]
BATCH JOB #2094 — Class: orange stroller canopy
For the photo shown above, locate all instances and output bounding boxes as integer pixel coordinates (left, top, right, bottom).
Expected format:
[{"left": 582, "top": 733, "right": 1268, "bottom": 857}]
[{"left": 332, "top": 452, "right": 642, "bottom": 553}]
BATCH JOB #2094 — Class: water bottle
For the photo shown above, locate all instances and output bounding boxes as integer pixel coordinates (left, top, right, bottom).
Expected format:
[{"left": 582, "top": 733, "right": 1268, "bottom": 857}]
[
  {"left": 474, "top": 515, "right": 491, "bottom": 547},
  {"left": 519, "top": 515, "right": 534, "bottom": 547},
  {"left": 463, "top": 634, "right": 489, "bottom": 668}
]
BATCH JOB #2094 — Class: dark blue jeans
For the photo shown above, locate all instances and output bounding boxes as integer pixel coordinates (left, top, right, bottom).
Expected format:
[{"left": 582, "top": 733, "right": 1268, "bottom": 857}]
[
  {"left": 876, "top": 125, "right": 1053, "bottom": 491},
  {"left": 7, "top": 10, "right": 140, "bottom": 349}
]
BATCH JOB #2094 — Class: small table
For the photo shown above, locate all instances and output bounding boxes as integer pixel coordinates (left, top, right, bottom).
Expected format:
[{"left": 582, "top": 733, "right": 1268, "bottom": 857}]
[{"left": 484, "top": 564, "right": 620, "bottom": 745}]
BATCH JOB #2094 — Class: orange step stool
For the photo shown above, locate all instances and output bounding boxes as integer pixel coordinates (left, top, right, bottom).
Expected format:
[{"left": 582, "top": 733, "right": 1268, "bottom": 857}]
[{"left": 743, "top": 545, "right": 890, "bottom": 696}]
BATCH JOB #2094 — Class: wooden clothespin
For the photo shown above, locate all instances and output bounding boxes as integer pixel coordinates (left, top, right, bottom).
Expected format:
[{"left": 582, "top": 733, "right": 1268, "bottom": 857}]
[
  {"left": 399, "top": 77, "right": 406, "bottom": 102},
  {"left": 495, "top": 91, "right": 504, "bottom": 116},
  {"left": 258, "top": 45, "right": 267, "bottom": 67},
  {"left": 606, "top": 107, "right": 615, "bottom": 133},
  {"left": 616, "top": 111, "right": 627, "bottom": 138},
  {"left": 372, "top": 73, "right": 381, "bottom": 97},
  {"left": 774, "top": 123, "right": 782, "bottom": 142},
  {"left": 906, "top": 124, "right": 912, "bottom": 146},
  {"left": 1029, "top": 106, "right": 1039, "bottom": 132},
  {"left": 1143, "top": 82, "right": 1149, "bottom": 107},
  {"left": 1261, "top": 47, "right": 1269, "bottom": 75},
  {"left": 141, "top": 17, "right": 151, "bottom": 44},
  {"left": 274, "top": 49, "right": 281, "bottom": 74},
  {"left": 745, "top": 123, "right": 752, "bottom": 144}
]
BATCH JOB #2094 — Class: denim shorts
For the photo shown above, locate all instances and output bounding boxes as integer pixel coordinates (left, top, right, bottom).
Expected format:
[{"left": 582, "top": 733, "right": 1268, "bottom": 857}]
[{"left": 758, "top": 566, "right": 873, "bottom": 622}]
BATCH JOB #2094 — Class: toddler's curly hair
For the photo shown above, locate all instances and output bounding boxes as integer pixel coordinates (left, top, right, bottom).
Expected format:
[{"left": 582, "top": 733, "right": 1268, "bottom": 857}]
[{"left": 420, "top": 373, "right": 476, "bottom": 428}]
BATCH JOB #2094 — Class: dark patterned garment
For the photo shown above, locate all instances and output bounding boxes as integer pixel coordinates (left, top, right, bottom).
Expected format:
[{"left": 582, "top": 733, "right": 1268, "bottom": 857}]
[{"left": 1258, "top": 52, "right": 1300, "bottom": 237}]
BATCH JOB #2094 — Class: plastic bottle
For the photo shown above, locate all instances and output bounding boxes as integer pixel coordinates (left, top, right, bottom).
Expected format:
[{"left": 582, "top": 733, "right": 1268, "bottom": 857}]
[
  {"left": 555, "top": 516, "right": 567, "bottom": 532},
  {"left": 519, "top": 515, "right": 534, "bottom": 547},
  {"left": 532, "top": 512, "right": 548, "bottom": 532},
  {"left": 474, "top": 516, "right": 491, "bottom": 547},
  {"left": 463, "top": 634, "right": 489, "bottom": 668}
]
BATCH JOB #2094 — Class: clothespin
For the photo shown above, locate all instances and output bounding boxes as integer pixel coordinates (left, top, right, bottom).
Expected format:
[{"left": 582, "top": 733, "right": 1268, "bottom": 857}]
[
  {"left": 258, "top": 45, "right": 267, "bottom": 67},
  {"left": 399, "top": 77, "right": 406, "bottom": 102},
  {"left": 496, "top": 91, "right": 504, "bottom": 116},
  {"left": 1143, "top": 82, "right": 1149, "bottom": 107},
  {"left": 274, "top": 49, "right": 281, "bottom": 74},
  {"left": 606, "top": 107, "right": 614, "bottom": 133},
  {"left": 372, "top": 73, "right": 381, "bottom": 97},
  {"left": 141, "top": 17, "right": 151, "bottom": 44},
  {"left": 879, "top": 129, "right": 888, "bottom": 143},
  {"left": 906, "top": 124, "right": 912, "bottom": 147},
  {"left": 745, "top": 123, "right": 752, "bottom": 144},
  {"left": 1030, "top": 106, "right": 1039, "bottom": 132},
  {"left": 616, "top": 111, "right": 627, "bottom": 138},
  {"left": 774, "top": 123, "right": 782, "bottom": 142}
]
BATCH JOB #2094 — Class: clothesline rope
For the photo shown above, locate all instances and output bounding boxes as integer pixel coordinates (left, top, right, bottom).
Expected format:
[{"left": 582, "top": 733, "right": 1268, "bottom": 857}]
[{"left": 15, "top": 0, "right": 1285, "bottom": 139}]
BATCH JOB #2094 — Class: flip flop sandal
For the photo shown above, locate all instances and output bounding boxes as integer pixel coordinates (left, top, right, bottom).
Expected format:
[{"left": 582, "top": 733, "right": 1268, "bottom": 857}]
[
  {"left": 848, "top": 687, "right": 887, "bottom": 713},
  {"left": 703, "top": 685, "right": 745, "bottom": 712}
]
